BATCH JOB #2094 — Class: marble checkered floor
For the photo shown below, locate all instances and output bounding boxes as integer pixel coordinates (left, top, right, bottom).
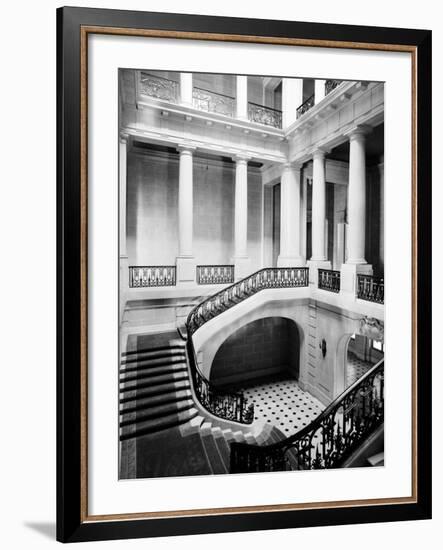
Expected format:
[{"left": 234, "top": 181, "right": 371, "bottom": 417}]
[
  {"left": 239, "top": 377, "right": 324, "bottom": 436},
  {"left": 346, "top": 352, "right": 378, "bottom": 387}
]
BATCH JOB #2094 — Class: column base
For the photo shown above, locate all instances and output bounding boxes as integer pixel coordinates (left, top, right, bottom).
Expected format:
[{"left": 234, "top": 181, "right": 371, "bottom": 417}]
[
  {"left": 307, "top": 259, "right": 331, "bottom": 287},
  {"left": 277, "top": 255, "right": 305, "bottom": 268},
  {"left": 231, "top": 256, "right": 251, "bottom": 281},
  {"left": 176, "top": 256, "right": 196, "bottom": 285},
  {"left": 340, "top": 262, "right": 373, "bottom": 297}
]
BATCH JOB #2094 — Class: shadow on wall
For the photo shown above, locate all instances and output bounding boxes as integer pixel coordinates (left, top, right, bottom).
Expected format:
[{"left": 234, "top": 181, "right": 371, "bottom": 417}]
[{"left": 210, "top": 316, "right": 300, "bottom": 389}]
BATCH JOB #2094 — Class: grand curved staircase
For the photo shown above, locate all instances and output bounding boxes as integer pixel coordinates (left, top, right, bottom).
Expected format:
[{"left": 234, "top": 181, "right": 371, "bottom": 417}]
[{"left": 120, "top": 266, "right": 384, "bottom": 478}]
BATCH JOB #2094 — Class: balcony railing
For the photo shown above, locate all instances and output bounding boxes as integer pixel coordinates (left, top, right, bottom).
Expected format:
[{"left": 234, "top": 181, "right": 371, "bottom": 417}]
[
  {"left": 325, "top": 79, "right": 342, "bottom": 95},
  {"left": 230, "top": 358, "right": 384, "bottom": 473},
  {"left": 197, "top": 265, "right": 234, "bottom": 285},
  {"left": 357, "top": 274, "right": 384, "bottom": 304},
  {"left": 187, "top": 267, "right": 309, "bottom": 336},
  {"left": 129, "top": 266, "right": 176, "bottom": 288},
  {"left": 184, "top": 266, "right": 308, "bottom": 426},
  {"left": 192, "top": 87, "right": 235, "bottom": 117},
  {"left": 247, "top": 102, "right": 282, "bottom": 129},
  {"left": 318, "top": 269, "right": 341, "bottom": 293},
  {"left": 296, "top": 94, "right": 315, "bottom": 119},
  {"left": 139, "top": 72, "right": 179, "bottom": 103}
]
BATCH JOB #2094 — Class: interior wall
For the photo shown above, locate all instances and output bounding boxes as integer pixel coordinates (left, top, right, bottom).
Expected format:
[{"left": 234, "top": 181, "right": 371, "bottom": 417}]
[
  {"left": 126, "top": 151, "right": 263, "bottom": 269},
  {"left": 210, "top": 317, "right": 300, "bottom": 388}
]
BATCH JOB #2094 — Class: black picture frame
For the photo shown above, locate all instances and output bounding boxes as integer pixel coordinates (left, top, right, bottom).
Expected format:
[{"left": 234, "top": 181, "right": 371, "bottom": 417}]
[{"left": 57, "top": 6, "right": 432, "bottom": 543}]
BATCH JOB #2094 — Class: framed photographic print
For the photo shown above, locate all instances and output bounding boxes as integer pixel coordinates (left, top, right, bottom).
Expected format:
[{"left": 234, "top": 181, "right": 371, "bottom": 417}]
[{"left": 57, "top": 6, "right": 432, "bottom": 543}]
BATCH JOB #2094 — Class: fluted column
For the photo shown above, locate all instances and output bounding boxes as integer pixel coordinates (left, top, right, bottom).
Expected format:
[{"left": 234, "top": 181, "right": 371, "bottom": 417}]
[
  {"left": 231, "top": 155, "right": 251, "bottom": 279},
  {"left": 311, "top": 149, "right": 327, "bottom": 261},
  {"left": 236, "top": 76, "right": 248, "bottom": 121},
  {"left": 347, "top": 127, "right": 369, "bottom": 264},
  {"left": 176, "top": 144, "right": 196, "bottom": 284},
  {"left": 282, "top": 78, "right": 303, "bottom": 128},
  {"left": 277, "top": 163, "right": 303, "bottom": 266},
  {"left": 180, "top": 73, "right": 193, "bottom": 107},
  {"left": 315, "top": 79, "right": 326, "bottom": 104}
]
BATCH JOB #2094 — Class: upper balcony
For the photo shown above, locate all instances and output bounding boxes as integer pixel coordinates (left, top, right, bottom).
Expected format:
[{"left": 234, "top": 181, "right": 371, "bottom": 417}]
[{"left": 137, "top": 72, "right": 283, "bottom": 130}]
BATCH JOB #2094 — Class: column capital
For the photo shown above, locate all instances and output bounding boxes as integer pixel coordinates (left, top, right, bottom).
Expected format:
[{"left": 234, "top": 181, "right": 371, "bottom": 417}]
[
  {"left": 233, "top": 153, "right": 251, "bottom": 164},
  {"left": 346, "top": 124, "right": 372, "bottom": 141},
  {"left": 177, "top": 143, "right": 197, "bottom": 155},
  {"left": 119, "top": 131, "right": 130, "bottom": 144},
  {"left": 281, "top": 161, "right": 303, "bottom": 173},
  {"left": 312, "top": 147, "right": 328, "bottom": 160}
]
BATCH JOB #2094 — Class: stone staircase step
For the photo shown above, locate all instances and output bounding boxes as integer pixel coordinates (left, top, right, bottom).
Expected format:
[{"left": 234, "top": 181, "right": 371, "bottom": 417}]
[
  {"left": 121, "top": 355, "right": 186, "bottom": 371},
  {"left": 212, "top": 428, "right": 230, "bottom": 470},
  {"left": 201, "top": 429, "right": 228, "bottom": 475},
  {"left": 120, "top": 363, "right": 187, "bottom": 382},
  {"left": 367, "top": 452, "right": 384, "bottom": 467},
  {"left": 120, "top": 379, "right": 191, "bottom": 403},
  {"left": 122, "top": 344, "right": 185, "bottom": 358},
  {"left": 120, "top": 399, "right": 194, "bottom": 427},
  {"left": 120, "top": 407, "right": 199, "bottom": 440},
  {"left": 120, "top": 389, "right": 192, "bottom": 413},
  {"left": 121, "top": 349, "right": 186, "bottom": 366},
  {"left": 120, "top": 371, "right": 189, "bottom": 392}
]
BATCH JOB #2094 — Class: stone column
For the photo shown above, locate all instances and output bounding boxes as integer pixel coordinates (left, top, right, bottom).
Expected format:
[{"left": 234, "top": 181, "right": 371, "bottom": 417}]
[
  {"left": 282, "top": 78, "right": 304, "bottom": 128},
  {"left": 231, "top": 155, "right": 251, "bottom": 279},
  {"left": 119, "top": 132, "right": 129, "bottom": 324},
  {"left": 180, "top": 72, "right": 193, "bottom": 107},
  {"left": 341, "top": 126, "right": 373, "bottom": 295},
  {"left": 379, "top": 155, "right": 384, "bottom": 273},
  {"left": 315, "top": 79, "right": 326, "bottom": 104},
  {"left": 277, "top": 163, "right": 304, "bottom": 266},
  {"left": 176, "top": 144, "right": 196, "bottom": 284},
  {"left": 307, "top": 149, "right": 331, "bottom": 285},
  {"left": 236, "top": 76, "right": 248, "bottom": 121}
]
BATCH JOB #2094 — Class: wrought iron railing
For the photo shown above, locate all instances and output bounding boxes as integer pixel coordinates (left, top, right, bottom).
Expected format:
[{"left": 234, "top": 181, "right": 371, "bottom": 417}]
[
  {"left": 318, "top": 269, "right": 341, "bottom": 293},
  {"left": 296, "top": 94, "right": 315, "bottom": 119},
  {"left": 357, "top": 274, "right": 384, "bottom": 304},
  {"left": 184, "top": 266, "right": 308, "bottom": 425},
  {"left": 129, "top": 266, "right": 176, "bottom": 288},
  {"left": 247, "top": 102, "right": 282, "bottom": 129},
  {"left": 325, "top": 79, "right": 342, "bottom": 95},
  {"left": 139, "top": 72, "right": 179, "bottom": 103},
  {"left": 230, "top": 358, "right": 384, "bottom": 473},
  {"left": 197, "top": 265, "right": 234, "bottom": 285},
  {"left": 192, "top": 87, "right": 235, "bottom": 117},
  {"left": 187, "top": 267, "right": 309, "bottom": 336},
  {"left": 186, "top": 333, "right": 254, "bottom": 424}
]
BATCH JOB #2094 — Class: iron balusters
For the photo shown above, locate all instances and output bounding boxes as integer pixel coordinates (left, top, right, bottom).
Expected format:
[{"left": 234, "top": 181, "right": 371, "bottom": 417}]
[
  {"left": 192, "top": 87, "right": 235, "bottom": 117},
  {"left": 318, "top": 269, "right": 341, "bottom": 293},
  {"left": 357, "top": 274, "right": 384, "bottom": 304},
  {"left": 247, "top": 102, "right": 283, "bottom": 128},
  {"left": 187, "top": 267, "right": 309, "bottom": 336},
  {"left": 197, "top": 265, "right": 234, "bottom": 285},
  {"left": 325, "top": 79, "right": 342, "bottom": 95},
  {"left": 296, "top": 94, "right": 315, "bottom": 119},
  {"left": 129, "top": 266, "right": 176, "bottom": 288},
  {"left": 139, "top": 72, "right": 179, "bottom": 103},
  {"left": 230, "top": 359, "right": 384, "bottom": 473}
]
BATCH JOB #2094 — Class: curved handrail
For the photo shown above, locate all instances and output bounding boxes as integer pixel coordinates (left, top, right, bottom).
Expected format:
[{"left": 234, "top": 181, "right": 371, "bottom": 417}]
[
  {"left": 230, "top": 358, "right": 384, "bottom": 472},
  {"left": 184, "top": 266, "right": 309, "bottom": 425},
  {"left": 187, "top": 266, "right": 309, "bottom": 336}
]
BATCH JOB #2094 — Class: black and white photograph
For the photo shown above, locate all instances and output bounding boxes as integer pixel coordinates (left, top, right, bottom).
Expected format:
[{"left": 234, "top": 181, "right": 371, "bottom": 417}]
[{"left": 118, "top": 70, "right": 385, "bottom": 480}]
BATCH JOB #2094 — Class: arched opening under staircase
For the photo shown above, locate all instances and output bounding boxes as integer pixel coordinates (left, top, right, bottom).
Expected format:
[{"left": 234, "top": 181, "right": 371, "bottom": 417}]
[{"left": 209, "top": 316, "right": 323, "bottom": 436}]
